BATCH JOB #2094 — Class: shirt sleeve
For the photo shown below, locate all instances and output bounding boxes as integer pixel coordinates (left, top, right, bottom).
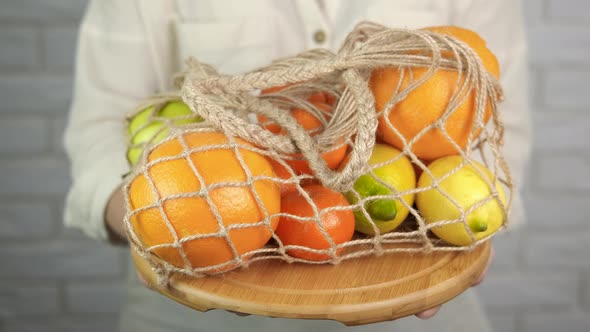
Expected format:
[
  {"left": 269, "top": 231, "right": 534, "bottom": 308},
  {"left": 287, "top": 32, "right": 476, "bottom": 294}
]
[
  {"left": 63, "top": 0, "right": 159, "bottom": 240},
  {"left": 450, "top": 0, "right": 533, "bottom": 229}
]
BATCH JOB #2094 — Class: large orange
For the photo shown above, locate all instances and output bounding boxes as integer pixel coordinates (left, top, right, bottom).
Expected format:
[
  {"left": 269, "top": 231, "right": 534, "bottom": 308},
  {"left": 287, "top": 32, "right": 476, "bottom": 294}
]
[
  {"left": 128, "top": 132, "right": 281, "bottom": 272},
  {"left": 275, "top": 184, "right": 355, "bottom": 261},
  {"left": 370, "top": 26, "right": 500, "bottom": 160}
]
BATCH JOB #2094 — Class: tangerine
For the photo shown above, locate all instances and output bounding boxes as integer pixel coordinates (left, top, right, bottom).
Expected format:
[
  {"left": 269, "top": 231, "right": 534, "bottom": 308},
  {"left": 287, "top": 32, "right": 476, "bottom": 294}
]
[
  {"left": 128, "top": 132, "right": 281, "bottom": 272},
  {"left": 275, "top": 184, "right": 355, "bottom": 261},
  {"left": 370, "top": 26, "right": 500, "bottom": 160}
]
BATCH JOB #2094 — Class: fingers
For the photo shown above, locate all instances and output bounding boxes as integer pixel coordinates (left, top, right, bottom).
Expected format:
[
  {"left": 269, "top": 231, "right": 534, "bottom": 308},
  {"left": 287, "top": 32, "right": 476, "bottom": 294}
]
[
  {"left": 415, "top": 305, "right": 441, "bottom": 319},
  {"left": 472, "top": 246, "right": 495, "bottom": 287}
]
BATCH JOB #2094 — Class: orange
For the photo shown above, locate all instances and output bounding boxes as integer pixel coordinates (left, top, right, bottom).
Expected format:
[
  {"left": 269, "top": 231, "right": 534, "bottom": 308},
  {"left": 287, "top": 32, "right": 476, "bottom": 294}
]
[
  {"left": 128, "top": 132, "right": 281, "bottom": 272},
  {"left": 261, "top": 83, "right": 296, "bottom": 95},
  {"left": 307, "top": 91, "right": 337, "bottom": 106},
  {"left": 275, "top": 184, "right": 355, "bottom": 261},
  {"left": 282, "top": 102, "right": 347, "bottom": 174},
  {"left": 370, "top": 26, "right": 500, "bottom": 160},
  {"left": 260, "top": 101, "right": 347, "bottom": 175}
]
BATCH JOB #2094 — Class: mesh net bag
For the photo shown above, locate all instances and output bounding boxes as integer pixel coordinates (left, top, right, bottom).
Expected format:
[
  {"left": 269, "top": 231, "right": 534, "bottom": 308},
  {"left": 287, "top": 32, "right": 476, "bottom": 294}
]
[{"left": 123, "top": 22, "right": 512, "bottom": 286}]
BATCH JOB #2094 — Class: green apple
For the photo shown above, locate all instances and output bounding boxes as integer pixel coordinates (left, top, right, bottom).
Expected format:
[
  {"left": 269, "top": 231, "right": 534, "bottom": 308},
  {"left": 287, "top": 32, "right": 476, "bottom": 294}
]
[{"left": 126, "top": 100, "right": 203, "bottom": 166}]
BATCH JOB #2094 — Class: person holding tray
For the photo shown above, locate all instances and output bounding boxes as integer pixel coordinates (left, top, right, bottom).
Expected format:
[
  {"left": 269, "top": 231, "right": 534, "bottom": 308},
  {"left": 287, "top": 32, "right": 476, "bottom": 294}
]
[{"left": 64, "top": 1, "right": 531, "bottom": 331}]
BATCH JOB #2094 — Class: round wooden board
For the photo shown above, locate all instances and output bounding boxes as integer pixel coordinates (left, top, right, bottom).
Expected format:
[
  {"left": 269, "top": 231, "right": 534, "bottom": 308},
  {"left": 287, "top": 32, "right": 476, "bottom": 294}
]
[{"left": 133, "top": 241, "right": 491, "bottom": 326}]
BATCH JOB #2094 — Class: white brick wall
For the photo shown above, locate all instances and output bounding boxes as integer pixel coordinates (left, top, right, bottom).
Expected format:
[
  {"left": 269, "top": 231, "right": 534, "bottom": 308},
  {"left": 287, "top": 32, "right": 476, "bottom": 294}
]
[
  {"left": 547, "top": 0, "right": 590, "bottom": 21},
  {"left": 583, "top": 270, "right": 590, "bottom": 311},
  {"left": 43, "top": 26, "right": 79, "bottom": 70},
  {"left": 488, "top": 313, "right": 517, "bottom": 332},
  {"left": 0, "top": 283, "right": 59, "bottom": 317},
  {"left": 0, "top": 75, "right": 73, "bottom": 113},
  {"left": 533, "top": 112, "right": 590, "bottom": 151},
  {"left": 0, "top": 158, "right": 71, "bottom": 195},
  {"left": 524, "top": 231, "right": 590, "bottom": 267},
  {"left": 536, "top": 155, "right": 590, "bottom": 191},
  {"left": 477, "top": 1, "right": 590, "bottom": 331},
  {"left": 543, "top": 69, "right": 590, "bottom": 109},
  {"left": 0, "top": 0, "right": 87, "bottom": 22},
  {"left": 0, "top": 241, "right": 125, "bottom": 278},
  {"left": 478, "top": 272, "right": 580, "bottom": 311},
  {"left": 0, "top": 2, "right": 129, "bottom": 330},
  {"left": 2, "top": 316, "right": 120, "bottom": 332},
  {"left": 523, "top": 192, "right": 590, "bottom": 228},
  {"left": 523, "top": 312, "right": 590, "bottom": 332},
  {"left": 65, "top": 282, "right": 126, "bottom": 314},
  {"left": 0, "top": 117, "right": 51, "bottom": 154},
  {"left": 0, "top": 27, "right": 39, "bottom": 69},
  {"left": 0, "top": 202, "right": 55, "bottom": 238},
  {"left": 0, "top": 1, "right": 588, "bottom": 331}
]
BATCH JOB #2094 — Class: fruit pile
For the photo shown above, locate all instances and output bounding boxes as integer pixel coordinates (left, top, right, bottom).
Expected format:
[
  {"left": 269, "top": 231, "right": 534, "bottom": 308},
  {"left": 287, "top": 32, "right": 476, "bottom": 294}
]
[{"left": 124, "top": 25, "right": 510, "bottom": 276}]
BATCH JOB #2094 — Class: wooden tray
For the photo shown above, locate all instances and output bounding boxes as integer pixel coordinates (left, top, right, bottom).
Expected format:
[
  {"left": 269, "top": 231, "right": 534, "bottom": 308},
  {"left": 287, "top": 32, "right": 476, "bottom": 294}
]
[{"left": 133, "top": 241, "right": 491, "bottom": 326}]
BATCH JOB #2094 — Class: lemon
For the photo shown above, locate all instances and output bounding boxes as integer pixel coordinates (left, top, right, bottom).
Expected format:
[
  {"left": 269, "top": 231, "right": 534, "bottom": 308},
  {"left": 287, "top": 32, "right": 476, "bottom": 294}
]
[
  {"left": 344, "top": 144, "right": 416, "bottom": 235},
  {"left": 416, "top": 155, "right": 507, "bottom": 246},
  {"left": 127, "top": 101, "right": 203, "bottom": 166}
]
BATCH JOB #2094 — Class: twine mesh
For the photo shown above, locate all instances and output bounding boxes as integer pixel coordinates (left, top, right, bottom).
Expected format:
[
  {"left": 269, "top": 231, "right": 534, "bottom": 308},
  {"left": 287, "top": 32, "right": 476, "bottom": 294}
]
[{"left": 123, "top": 22, "right": 512, "bottom": 286}]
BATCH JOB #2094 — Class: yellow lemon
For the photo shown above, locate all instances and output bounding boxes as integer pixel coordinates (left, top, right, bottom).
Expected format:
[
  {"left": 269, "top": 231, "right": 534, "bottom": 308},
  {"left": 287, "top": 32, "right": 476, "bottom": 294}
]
[
  {"left": 344, "top": 144, "right": 416, "bottom": 235},
  {"left": 416, "top": 155, "right": 507, "bottom": 246}
]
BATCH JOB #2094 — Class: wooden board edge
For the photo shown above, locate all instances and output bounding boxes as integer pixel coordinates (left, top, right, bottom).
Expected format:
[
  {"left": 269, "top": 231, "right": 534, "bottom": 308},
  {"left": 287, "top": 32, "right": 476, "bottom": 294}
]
[{"left": 132, "top": 242, "right": 491, "bottom": 325}]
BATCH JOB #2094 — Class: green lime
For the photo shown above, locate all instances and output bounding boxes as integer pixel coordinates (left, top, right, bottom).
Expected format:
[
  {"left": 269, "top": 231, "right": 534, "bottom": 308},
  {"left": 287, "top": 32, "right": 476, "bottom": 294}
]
[
  {"left": 352, "top": 174, "right": 397, "bottom": 222},
  {"left": 344, "top": 144, "right": 416, "bottom": 235}
]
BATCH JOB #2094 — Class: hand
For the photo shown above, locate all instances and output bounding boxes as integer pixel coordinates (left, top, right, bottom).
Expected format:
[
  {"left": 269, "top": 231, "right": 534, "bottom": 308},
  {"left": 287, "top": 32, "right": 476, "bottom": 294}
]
[
  {"left": 104, "top": 184, "right": 129, "bottom": 245},
  {"left": 414, "top": 246, "right": 495, "bottom": 319}
]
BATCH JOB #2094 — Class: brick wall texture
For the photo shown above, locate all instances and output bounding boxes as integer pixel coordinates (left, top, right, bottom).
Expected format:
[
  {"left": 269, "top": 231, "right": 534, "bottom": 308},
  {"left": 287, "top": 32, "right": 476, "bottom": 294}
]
[{"left": 0, "top": 1, "right": 588, "bottom": 331}]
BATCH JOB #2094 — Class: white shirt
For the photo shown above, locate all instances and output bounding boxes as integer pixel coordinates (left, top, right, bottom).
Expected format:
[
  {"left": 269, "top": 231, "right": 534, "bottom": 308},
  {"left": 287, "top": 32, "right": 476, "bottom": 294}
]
[{"left": 64, "top": 0, "right": 531, "bottom": 241}]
